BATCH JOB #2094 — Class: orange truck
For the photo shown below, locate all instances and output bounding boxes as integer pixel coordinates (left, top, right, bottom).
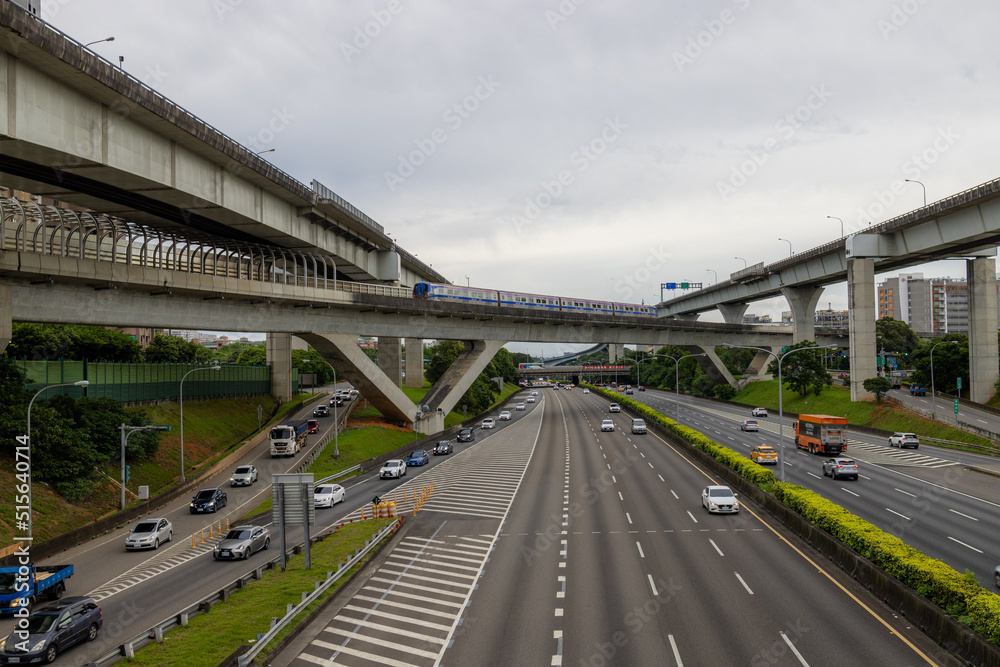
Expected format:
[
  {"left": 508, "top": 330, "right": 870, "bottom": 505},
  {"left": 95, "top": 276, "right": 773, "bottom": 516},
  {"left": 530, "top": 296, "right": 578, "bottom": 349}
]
[{"left": 792, "top": 414, "right": 848, "bottom": 455}]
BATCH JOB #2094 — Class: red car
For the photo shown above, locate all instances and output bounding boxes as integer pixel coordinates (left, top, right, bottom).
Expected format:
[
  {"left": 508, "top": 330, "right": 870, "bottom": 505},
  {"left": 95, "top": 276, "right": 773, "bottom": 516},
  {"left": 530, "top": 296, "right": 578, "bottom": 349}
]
[{"left": 307, "top": 419, "right": 319, "bottom": 434}]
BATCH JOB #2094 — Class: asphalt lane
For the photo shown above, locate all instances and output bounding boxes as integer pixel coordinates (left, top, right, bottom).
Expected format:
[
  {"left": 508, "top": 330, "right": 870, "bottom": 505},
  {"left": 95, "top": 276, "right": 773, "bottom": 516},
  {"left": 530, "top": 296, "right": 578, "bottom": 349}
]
[{"left": 626, "top": 388, "right": 1000, "bottom": 588}]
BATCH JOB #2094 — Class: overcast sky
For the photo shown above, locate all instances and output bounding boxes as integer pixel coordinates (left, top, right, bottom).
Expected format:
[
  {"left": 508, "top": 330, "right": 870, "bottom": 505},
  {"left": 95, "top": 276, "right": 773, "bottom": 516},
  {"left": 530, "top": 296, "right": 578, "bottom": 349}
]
[{"left": 46, "top": 1, "right": 1000, "bottom": 354}]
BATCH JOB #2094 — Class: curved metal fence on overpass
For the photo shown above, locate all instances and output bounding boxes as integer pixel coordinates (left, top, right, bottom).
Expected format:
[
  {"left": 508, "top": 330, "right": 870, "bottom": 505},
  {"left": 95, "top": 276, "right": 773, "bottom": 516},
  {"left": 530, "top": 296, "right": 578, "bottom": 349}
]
[{"left": 0, "top": 197, "right": 411, "bottom": 298}]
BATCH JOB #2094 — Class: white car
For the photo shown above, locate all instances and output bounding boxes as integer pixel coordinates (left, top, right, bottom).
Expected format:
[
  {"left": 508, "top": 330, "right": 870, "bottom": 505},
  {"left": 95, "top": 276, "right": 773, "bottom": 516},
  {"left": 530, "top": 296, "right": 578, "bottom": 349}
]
[
  {"left": 230, "top": 464, "right": 258, "bottom": 487},
  {"left": 498, "top": 411, "right": 512, "bottom": 420},
  {"left": 609, "top": 403, "right": 621, "bottom": 413},
  {"left": 531, "top": 391, "right": 539, "bottom": 396},
  {"left": 601, "top": 419, "right": 615, "bottom": 432},
  {"left": 516, "top": 403, "right": 526, "bottom": 411},
  {"left": 888, "top": 432, "right": 919, "bottom": 449},
  {"left": 526, "top": 396, "right": 536, "bottom": 403},
  {"left": 702, "top": 485, "right": 739, "bottom": 514},
  {"left": 314, "top": 483, "right": 346, "bottom": 508},
  {"left": 741, "top": 419, "right": 760, "bottom": 432},
  {"left": 125, "top": 517, "right": 172, "bottom": 551},
  {"left": 379, "top": 459, "right": 407, "bottom": 479},
  {"left": 583, "top": 388, "right": 590, "bottom": 394},
  {"left": 482, "top": 418, "right": 496, "bottom": 429},
  {"left": 751, "top": 407, "right": 768, "bottom": 418}
]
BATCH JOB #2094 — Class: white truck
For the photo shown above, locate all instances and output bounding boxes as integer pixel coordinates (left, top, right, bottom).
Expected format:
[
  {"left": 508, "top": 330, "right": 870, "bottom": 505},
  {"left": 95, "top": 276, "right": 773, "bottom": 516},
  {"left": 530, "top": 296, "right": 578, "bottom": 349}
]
[{"left": 270, "top": 420, "right": 308, "bottom": 457}]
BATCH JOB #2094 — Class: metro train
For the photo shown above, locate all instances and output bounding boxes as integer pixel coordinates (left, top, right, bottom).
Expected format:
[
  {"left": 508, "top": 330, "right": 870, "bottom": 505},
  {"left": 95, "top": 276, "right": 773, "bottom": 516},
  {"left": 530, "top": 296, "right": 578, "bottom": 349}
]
[{"left": 412, "top": 282, "right": 658, "bottom": 317}]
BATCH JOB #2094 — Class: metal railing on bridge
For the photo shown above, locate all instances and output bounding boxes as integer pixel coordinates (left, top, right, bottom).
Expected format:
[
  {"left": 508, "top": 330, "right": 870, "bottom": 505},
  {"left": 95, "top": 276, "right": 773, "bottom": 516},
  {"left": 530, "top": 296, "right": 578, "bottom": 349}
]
[{"left": 0, "top": 197, "right": 412, "bottom": 299}]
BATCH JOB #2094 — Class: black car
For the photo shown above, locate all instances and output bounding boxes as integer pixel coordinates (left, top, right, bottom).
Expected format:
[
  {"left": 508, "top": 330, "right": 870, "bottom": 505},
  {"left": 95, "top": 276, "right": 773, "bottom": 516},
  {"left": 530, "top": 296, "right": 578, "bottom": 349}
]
[
  {"left": 456, "top": 428, "right": 474, "bottom": 443},
  {"left": 189, "top": 487, "right": 227, "bottom": 513},
  {"left": 0, "top": 596, "right": 102, "bottom": 664},
  {"left": 330, "top": 395, "right": 343, "bottom": 407},
  {"left": 433, "top": 440, "right": 453, "bottom": 455},
  {"left": 313, "top": 404, "right": 329, "bottom": 417}
]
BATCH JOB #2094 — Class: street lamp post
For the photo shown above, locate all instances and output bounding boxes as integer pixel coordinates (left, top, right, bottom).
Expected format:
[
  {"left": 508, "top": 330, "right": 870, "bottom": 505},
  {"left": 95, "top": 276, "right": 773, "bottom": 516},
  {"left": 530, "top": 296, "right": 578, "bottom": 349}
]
[
  {"left": 304, "top": 359, "right": 340, "bottom": 457},
  {"left": 25, "top": 380, "right": 89, "bottom": 540},
  {"left": 735, "top": 257, "right": 747, "bottom": 269},
  {"left": 179, "top": 365, "right": 221, "bottom": 482},
  {"left": 723, "top": 344, "right": 837, "bottom": 482},
  {"left": 778, "top": 238, "right": 793, "bottom": 257},
  {"left": 119, "top": 424, "right": 169, "bottom": 509},
  {"left": 905, "top": 179, "right": 927, "bottom": 206},
  {"left": 929, "top": 340, "right": 958, "bottom": 419},
  {"left": 625, "top": 353, "right": 706, "bottom": 421},
  {"left": 83, "top": 36, "right": 114, "bottom": 48},
  {"left": 707, "top": 269, "right": 717, "bottom": 286},
  {"left": 827, "top": 215, "right": 844, "bottom": 238}
]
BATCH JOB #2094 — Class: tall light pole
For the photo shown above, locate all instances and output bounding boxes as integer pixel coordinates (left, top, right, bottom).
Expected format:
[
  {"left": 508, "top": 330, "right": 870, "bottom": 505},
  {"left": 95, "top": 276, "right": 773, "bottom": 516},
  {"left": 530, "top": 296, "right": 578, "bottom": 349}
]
[
  {"left": 626, "top": 353, "right": 707, "bottom": 421},
  {"left": 735, "top": 257, "right": 747, "bottom": 269},
  {"left": 25, "top": 380, "right": 89, "bottom": 540},
  {"left": 827, "top": 215, "right": 844, "bottom": 238},
  {"left": 723, "top": 344, "right": 837, "bottom": 482},
  {"left": 707, "top": 269, "right": 718, "bottom": 286},
  {"left": 905, "top": 179, "right": 927, "bottom": 206},
  {"left": 778, "top": 238, "right": 793, "bottom": 257},
  {"left": 929, "top": 340, "right": 958, "bottom": 420},
  {"left": 304, "top": 359, "right": 340, "bottom": 457},
  {"left": 83, "top": 36, "right": 114, "bottom": 48},
  {"left": 119, "top": 424, "right": 169, "bottom": 509},
  {"left": 179, "top": 365, "right": 221, "bottom": 482}
]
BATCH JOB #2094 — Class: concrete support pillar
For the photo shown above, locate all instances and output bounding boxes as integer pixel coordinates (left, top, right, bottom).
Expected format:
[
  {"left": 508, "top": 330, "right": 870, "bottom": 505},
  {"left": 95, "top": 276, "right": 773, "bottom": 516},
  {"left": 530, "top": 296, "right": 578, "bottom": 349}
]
[
  {"left": 847, "top": 258, "right": 876, "bottom": 401},
  {"left": 608, "top": 343, "right": 625, "bottom": 362},
  {"left": 717, "top": 302, "right": 749, "bottom": 325},
  {"left": 688, "top": 345, "right": 736, "bottom": 387},
  {"left": 967, "top": 258, "right": 999, "bottom": 402},
  {"left": 404, "top": 338, "right": 424, "bottom": 388},
  {"left": 266, "top": 332, "right": 293, "bottom": 403},
  {"left": 300, "top": 333, "right": 415, "bottom": 425},
  {"left": 422, "top": 340, "right": 507, "bottom": 419},
  {"left": 0, "top": 283, "right": 10, "bottom": 354},
  {"left": 378, "top": 336, "right": 402, "bottom": 387},
  {"left": 780, "top": 285, "right": 824, "bottom": 343},
  {"left": 736, "top": 349, "right": 775, "bottom": 389}
]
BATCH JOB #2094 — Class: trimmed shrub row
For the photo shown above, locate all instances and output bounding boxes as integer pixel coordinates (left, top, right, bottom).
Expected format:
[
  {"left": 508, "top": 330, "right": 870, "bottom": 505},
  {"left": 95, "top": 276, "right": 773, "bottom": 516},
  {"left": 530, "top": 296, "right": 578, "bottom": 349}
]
[{"left": 584, "top": 384, "right": 1000, "bottom": 645}]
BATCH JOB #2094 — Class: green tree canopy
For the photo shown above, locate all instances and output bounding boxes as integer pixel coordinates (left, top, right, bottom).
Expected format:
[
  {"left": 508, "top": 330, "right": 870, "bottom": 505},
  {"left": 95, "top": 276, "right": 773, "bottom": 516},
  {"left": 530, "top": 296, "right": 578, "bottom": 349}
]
[
  {"left": 862, "top": 376, "right": 892, "bottom": 403},
  {"left": 876, "top": 317, "right": 923, "bottom": 357},
  {"left": 144, "top": 334, "right": 212, "bottom": 363},
  {"left": 765, "top": 341, "right": 832, "bottom": 397},
  {"left": 909, "top": 335, "right": 968, "bottom": 394},
  {"left": 9, "top": 323, "right": 142, "bottom": 362}
]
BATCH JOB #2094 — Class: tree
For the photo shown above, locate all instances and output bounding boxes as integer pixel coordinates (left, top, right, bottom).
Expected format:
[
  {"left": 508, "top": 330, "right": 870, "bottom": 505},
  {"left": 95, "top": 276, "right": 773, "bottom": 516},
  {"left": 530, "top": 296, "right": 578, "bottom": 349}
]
[
  {"left": 144, "top": 334, "right": 212, "bottom": 363},
  {"left": 862, "top": 377, "right": 892, "bottom": 403},
  {"left": 876, "top": 317, "right": 922, "bottom": 358},
  {"left": 766, "top": 341, "right": 832, "bottom": 397},
  {"left": 9, "top": 323, "right": 142, "bottom": 361},
  {"left": 425, "top": 341, "right": 465, "bottom": 384},
  {"left": 909, "top": 335, "right": 968, "bottom": 394}
]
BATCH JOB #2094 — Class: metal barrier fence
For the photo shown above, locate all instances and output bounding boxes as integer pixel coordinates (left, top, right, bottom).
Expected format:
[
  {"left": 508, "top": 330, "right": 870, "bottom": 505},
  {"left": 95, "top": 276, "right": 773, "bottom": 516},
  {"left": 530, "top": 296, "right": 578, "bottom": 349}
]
[{"left": 14, "top": 359, "right": 289, "bottom": 402}]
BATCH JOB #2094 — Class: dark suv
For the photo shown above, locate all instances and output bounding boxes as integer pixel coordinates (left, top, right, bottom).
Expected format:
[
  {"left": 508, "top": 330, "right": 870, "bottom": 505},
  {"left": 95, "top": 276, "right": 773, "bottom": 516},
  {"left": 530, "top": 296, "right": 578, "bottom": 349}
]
[
  {"left": 0, "top": 596, "right": 102, "bottom": 664},
  {"left": 189, "top": 488, "right": 227, "bottom": 513},
  {"left": 456, "top": 428, "right": 474, "bottom": 443}
]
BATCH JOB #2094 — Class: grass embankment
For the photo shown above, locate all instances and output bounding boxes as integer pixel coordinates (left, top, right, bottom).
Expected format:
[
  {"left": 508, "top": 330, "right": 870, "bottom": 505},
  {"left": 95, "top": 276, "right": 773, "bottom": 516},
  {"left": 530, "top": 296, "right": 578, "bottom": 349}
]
[
  {"left": 0, "top": 394, "right": 315, "bottom": 546},
  {"left": 128, "top": 517, "right": 396, "bottom": 667},
  {"left": 735, "top": 380, "right": 994, "bottom": 450}
]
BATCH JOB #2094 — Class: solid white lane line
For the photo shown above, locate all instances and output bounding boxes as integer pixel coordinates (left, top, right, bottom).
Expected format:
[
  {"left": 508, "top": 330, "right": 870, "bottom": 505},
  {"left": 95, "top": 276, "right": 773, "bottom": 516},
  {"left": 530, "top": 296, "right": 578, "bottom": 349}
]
[
  {"left": 709, "top": 539, "right": 724, "bottom": 557},
  {"left": 781, "top": 631, "right": 811, "bottom": 666},
  {"left": 734, "top": 572, "right": 754, "bottom": 595},
  {"left": 947, "top": 536, "right": 983, "bottom": 553},
  {"left": 668, "top": 634, "right": 684, "bottom": 667}
]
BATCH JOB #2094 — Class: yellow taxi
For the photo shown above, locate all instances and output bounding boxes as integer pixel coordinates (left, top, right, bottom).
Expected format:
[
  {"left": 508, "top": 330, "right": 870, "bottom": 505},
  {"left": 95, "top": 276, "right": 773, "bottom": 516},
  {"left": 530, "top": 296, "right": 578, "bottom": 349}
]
[{"left": 751, "top": 445, "right": 778, "bottom": 465}]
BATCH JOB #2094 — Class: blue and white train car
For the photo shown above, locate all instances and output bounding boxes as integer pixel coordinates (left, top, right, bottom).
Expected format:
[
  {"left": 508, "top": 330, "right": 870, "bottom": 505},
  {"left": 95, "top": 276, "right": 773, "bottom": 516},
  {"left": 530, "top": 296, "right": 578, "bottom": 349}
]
[
  {"left": 612, "top": 303, "right": 657, "bottom": 317},
  {"left": 559, "top": 297, "right": 615, "bottom": 315},
  {"left": 413, "top": 282, "right": 499, "bottom": 305},
  {"left": 498, "top": 290, "right": 561, "bottom": 309}
]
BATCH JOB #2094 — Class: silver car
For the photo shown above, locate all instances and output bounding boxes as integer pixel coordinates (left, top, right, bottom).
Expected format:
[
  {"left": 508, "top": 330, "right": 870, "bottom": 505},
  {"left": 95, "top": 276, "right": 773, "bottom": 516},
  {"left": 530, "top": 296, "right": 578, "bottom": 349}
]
[
  {"left": 823, "top": 457, "right": 859, "bottom": 480},
  {"left": 214, "top": 525, "right": 270, "bottom": 560},
  {"left": 380, "top": 459, "right": 407, "bottom": 479},
  {"left": 230, "top": 464, "right": 258, "bottom": 487},
  {"left": 601, "top": 419, "right": 615, "bottom": 432},
  {"left": 125, "top": 518, "right": 172, "bottom": 550}
]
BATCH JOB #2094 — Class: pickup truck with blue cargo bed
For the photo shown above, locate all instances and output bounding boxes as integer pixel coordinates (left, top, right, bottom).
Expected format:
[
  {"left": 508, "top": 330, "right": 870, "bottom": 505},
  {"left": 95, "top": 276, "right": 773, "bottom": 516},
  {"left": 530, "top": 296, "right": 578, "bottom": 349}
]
[{"left": 0, "top": 564, "right": 74, "bottom": 613}]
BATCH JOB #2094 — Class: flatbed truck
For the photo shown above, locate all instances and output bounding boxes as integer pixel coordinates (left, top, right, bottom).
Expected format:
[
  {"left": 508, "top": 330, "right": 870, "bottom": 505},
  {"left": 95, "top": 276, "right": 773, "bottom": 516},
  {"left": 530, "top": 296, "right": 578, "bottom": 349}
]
[
  {"left": 0, "top": 564, "right": 74, "bottom": 614},
  {"left": 270, "top": 420, "right": 309, "bottom": 457}
]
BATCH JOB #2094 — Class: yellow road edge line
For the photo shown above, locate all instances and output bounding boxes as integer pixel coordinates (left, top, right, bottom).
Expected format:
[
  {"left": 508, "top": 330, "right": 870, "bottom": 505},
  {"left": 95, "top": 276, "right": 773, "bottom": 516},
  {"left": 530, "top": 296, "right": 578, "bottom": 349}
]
[{"left": 646, "top": 427, "right": 940, "bottom": 666}]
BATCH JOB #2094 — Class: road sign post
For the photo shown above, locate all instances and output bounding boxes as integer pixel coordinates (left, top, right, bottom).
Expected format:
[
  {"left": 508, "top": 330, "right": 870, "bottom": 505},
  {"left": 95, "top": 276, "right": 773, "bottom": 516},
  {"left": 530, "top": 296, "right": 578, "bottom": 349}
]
[{"left": 954, "top": 398, "right": 960, "bottom": 415}]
